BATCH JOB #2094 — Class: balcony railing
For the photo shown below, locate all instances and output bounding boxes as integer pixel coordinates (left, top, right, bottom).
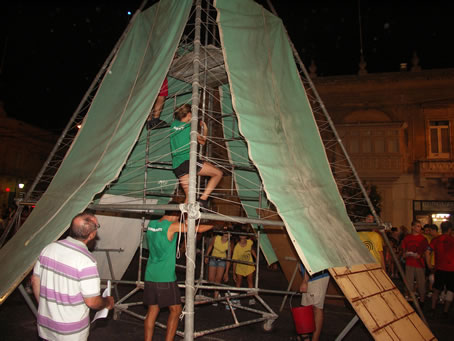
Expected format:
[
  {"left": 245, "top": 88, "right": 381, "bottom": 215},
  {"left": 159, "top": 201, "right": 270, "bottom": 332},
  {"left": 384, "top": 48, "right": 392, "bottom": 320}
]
[{"left": 418, "top": 160, "right": 454, "bottom": 178}]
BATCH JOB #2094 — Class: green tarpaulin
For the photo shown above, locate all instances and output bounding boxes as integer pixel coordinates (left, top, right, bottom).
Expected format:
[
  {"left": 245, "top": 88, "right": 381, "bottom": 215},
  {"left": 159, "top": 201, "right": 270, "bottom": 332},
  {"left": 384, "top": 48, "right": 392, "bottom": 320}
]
[
  {"left": 0, "top": 0, "right": 192, "bottom": 303},
  {"left": 215, "top": 0, "right": 373, "bottom": 273},
  {"left": 0, "top": 0, "right": 374, "bottom": 304},
  {"left": 220, "top": 85, "right": 277, "bottom": 265}
]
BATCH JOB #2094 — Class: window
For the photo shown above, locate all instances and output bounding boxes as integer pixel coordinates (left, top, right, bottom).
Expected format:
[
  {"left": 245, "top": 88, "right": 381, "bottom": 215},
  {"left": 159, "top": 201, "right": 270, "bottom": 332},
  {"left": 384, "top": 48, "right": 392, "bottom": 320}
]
[{"left": 428, "top": 121, "right": 450, "bottom": 158}]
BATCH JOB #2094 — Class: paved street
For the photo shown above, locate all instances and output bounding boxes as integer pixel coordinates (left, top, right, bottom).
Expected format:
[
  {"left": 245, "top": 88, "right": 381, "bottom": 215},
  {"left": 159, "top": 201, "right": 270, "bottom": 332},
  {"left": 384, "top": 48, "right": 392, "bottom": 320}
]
[{"left": 1, "top": 253, "right": 453, "bottom": 340}]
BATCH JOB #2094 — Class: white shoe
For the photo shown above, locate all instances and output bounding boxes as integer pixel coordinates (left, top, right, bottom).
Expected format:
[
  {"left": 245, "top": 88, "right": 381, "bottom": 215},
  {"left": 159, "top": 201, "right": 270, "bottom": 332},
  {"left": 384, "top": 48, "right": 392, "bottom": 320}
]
[{"left": 248, "top": 298, "right": 256, "bottom": 305}]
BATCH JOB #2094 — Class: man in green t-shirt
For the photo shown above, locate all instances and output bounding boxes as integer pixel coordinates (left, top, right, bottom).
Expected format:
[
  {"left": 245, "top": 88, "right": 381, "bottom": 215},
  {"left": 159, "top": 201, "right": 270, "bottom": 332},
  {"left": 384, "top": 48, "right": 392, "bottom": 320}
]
[
  {"left": 144, "top": 207, "right": 214, "bottom": 341},
  {"left": 170, "top": 104, "right": 223, "bottom": 208}
]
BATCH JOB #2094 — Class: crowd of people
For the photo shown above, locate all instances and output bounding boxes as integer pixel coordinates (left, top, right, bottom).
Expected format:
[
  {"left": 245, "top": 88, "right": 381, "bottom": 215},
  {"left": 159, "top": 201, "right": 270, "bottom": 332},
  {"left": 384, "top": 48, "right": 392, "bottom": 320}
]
[{"left": 359, "top": 216, "right": 454, "bottom": 319}]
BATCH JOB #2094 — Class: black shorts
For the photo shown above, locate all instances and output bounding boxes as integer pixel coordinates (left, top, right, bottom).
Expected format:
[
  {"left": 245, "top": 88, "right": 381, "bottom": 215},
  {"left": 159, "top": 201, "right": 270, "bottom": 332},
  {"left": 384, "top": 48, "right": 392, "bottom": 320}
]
[
  {"left": 173, "top": 159, "right": 203, "bottom": 178},
  {"left": 144, "top": 281, "right": 181, "bottom": 308},
  {"left": 433, "top": 270, "right": 454, "bottom": 292}
]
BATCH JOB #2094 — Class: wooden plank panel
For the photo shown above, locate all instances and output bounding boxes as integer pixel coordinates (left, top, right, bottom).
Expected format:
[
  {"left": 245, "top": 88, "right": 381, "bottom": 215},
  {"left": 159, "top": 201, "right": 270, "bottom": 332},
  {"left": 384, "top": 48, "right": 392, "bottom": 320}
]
[
  {"left": 365, "top": 263, "right": 383, "bottom": 271},
  {"left": 352, "top": 301, "right": 379, "bottom": 331},
  {"left": 332, "top": 274, "right": 362, "bottom": 301},
  {"left": 331, "top": 266, "right": 437, "bottom": 340},
  {"left": 348, "top": 271, "right": 382, "bottom": 297},
  {"left": 373, "top": 328, "right": 395, "bottom": 341},
  {"left": 391, "top": 288, "right": 414, "bottom": 313},
  {"left": 362, "top": 295, "right": 396, "bottom": 327},
  {"left": 381, "top": 290, "right": 409, "bottom": 318},
  {"left": 369, "top": 269, "right": 395, "bottom": 291},
  {"left": 350, "top": 264, "right": 370, "bottom": 272},
  {"left": 382, "top": 325, "right": 401, "bottom": 341},
  {"left": 407, "top": 313, "right": 437, "bottom": 340},
  {"left": 387, "top": 317, "right": 427, "bottom": 341}
]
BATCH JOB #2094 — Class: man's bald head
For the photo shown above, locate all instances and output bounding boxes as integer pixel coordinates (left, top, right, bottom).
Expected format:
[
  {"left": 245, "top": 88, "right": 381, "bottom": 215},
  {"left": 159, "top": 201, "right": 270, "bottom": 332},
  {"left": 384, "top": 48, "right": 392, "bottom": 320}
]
[{"left": 70, "top": 212, "right": 99, "bottom": 241}]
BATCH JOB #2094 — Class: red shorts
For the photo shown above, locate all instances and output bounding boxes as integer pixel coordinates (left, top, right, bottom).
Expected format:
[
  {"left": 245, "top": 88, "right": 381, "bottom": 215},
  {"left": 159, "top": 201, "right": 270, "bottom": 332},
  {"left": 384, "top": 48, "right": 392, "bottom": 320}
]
[{"left": 159, "top": 78, "right": 168, "bottom": 97}]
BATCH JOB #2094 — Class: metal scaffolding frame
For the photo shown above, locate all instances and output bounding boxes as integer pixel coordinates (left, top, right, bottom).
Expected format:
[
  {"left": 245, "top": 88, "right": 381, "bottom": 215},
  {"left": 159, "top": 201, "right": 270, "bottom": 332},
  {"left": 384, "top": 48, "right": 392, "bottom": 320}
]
[{"left": 3, "top": 1, "right": 414, "bottom": 340}]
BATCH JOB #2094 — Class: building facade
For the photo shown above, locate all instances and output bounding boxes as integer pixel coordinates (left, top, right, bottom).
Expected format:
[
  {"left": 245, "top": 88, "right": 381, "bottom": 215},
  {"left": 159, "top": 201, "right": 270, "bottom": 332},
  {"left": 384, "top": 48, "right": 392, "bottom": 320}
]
[
  {"left": 0, "top": 103, "right": 57, "bottom": 210},
  {"left": 313, "top": 69, "right": 454, "bottom": 229}
]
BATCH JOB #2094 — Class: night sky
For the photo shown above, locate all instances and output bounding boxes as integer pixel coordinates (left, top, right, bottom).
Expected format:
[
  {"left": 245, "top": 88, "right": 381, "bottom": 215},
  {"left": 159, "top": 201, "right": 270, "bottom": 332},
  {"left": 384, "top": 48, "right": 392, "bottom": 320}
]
[{"left": 1, "top": 1, "right": 453, "bottom": 132}]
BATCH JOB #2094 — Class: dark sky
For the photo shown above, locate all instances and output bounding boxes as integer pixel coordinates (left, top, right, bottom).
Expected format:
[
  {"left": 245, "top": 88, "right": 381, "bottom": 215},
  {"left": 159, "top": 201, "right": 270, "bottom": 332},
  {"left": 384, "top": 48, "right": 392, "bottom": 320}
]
[{"left": 1, "top": 1, "right": 453, "bottom": 132}]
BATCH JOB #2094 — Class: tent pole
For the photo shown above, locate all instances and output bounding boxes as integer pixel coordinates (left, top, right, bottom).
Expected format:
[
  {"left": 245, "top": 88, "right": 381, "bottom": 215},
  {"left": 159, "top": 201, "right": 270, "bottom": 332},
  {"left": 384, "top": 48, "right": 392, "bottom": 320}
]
[{"left": 184, "top": 0, "right": 202, "bottom": 340}]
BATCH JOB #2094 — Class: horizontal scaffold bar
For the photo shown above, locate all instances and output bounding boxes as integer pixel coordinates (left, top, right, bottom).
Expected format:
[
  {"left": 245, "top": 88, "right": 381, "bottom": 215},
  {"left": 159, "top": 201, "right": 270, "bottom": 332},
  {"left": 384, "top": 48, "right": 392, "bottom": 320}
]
[
  {"left": 88, "top": 203, "right": 285, "bottom": 227},
  {"left": 147, "top": 160, "right": 257, "bottom": 172}
]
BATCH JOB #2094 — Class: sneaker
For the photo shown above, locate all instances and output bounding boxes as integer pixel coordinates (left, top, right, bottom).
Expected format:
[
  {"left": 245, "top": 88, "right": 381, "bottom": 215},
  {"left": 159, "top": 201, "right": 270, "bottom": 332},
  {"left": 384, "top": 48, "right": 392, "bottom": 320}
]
[
  {"left": 212, "top": 302, "right": 218, "bottom": 307},
  {"left": 199, "top": 199, "right": 209, "bottom": 209},
  {"left": 147, "top": 117, "right": 166, "bottom": 130},
  {"left": 248, "top": 298, "right": 256, "bottom": 305}
]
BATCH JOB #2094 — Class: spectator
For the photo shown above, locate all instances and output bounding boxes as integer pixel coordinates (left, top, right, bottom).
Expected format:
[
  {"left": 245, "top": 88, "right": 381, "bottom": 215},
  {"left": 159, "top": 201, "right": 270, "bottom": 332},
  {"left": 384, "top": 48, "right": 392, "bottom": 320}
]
[
  {"left": 205, "top": 226, "right": 232, "bottom": 305},
  {"left": 298, "top": 264, "right": 330, "bottom": 341},
  {"left": 357, "top": 214, "right": 386, "bottom": 270},
  {"left": 232, "top": 226, "right": 257, "bottom": 305},
  {"left": 31, "top": 212, "right": 114, "bottom": 341},
  {"left": 426, "top": 221, "right": 454, "bottom": 318},
  {"left": 426, "top": 224, "right": 439, "bottom": 296},
  {"left": 401, "top": 220, "right": 430, "bottom": 306}
]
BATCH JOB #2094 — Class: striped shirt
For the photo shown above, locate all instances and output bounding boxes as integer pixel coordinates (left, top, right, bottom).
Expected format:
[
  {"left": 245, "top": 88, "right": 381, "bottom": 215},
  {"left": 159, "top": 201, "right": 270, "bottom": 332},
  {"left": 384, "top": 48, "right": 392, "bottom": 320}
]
[{"left": 33, "top": 236, "right": 100, "bottom": 341}]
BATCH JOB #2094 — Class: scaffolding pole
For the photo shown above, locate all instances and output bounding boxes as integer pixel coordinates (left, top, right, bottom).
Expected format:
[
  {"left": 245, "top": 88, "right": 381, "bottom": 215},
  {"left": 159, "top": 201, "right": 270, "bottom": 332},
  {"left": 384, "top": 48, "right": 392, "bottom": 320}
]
[{"left": 184, "top": 1, "right": 202, "bottom": 339}]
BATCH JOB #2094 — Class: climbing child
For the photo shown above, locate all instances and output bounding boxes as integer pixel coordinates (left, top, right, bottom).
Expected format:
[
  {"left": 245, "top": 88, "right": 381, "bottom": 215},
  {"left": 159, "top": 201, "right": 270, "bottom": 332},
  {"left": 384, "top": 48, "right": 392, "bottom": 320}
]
[{"left": 169, "top": 103, "right": 223, "bottom": 207}]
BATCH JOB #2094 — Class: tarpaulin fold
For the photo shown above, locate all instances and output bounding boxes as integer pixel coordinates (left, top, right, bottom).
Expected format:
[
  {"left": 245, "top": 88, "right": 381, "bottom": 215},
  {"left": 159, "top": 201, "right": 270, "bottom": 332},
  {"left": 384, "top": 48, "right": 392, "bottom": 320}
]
[{"left": 215, "top": 0, "right": 373, "bottom": 274}]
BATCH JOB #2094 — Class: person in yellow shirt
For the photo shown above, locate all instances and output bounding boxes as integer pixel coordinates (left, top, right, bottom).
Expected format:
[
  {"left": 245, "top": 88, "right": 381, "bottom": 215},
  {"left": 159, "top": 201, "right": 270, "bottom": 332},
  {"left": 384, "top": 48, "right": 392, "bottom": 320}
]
[
  {"left": 205, "top": 227, "right": 231, "bottom": 304},
  {"left": 357, "top": 214, "right": 385, "bottom": 270},
  {"left": 232, "top": 227, "right": 257, "bottom": 305}
]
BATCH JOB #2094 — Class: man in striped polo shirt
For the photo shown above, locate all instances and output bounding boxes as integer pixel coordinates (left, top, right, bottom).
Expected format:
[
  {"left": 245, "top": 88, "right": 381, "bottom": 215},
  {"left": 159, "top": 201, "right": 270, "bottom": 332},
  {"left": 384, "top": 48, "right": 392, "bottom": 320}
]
[{"left": 31, "top": 212, "right": 114, "bottom": 340}]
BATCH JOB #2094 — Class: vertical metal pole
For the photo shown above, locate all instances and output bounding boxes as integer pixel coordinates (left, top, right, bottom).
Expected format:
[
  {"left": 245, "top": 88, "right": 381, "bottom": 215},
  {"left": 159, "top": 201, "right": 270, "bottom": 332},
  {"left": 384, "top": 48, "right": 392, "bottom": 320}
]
[
  {"left": 138, "top": 130, "right": 151, "bottom": 285},
  {"left": 208, "top": 94, "right": 214, "bottom": 161},
  {"left": 18, "top": 284, "right": 37, "bottom": 318},
  {"left": 254, "top": 230, "right": 261, "bottom": 289},
  {"left": 199, "top": 235, "right": 205, "bottom": 281},
  {"left": 279, "top": 262, "right": 299, "bottom": 312},
  {"left": 185, "top": 1, "right": 202, "bottom": 340},
  {"left": 105, "top": 251, "right": 120, "bottom": 300}
]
